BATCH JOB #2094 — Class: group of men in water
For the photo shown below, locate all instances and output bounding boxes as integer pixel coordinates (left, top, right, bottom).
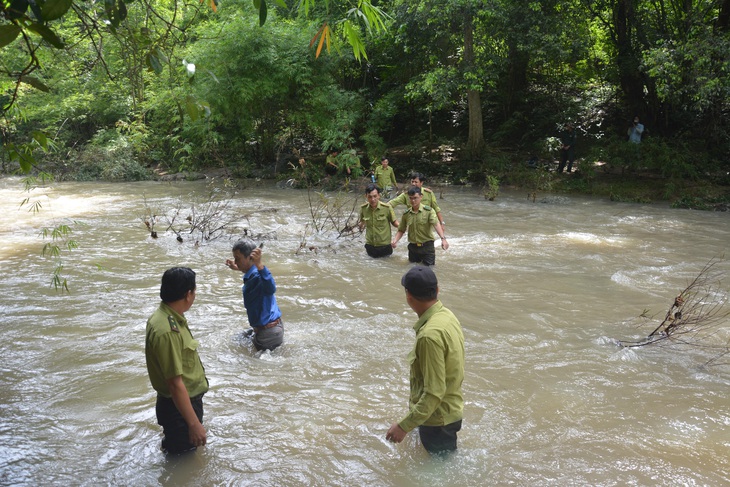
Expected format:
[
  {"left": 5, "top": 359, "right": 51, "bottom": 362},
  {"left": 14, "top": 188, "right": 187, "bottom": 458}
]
[
  {"left": 144, "top": 159, "right": 464, "bottom": 459},
  {"left": 360, "top": 158, "right": 448, "bottom": 266}
]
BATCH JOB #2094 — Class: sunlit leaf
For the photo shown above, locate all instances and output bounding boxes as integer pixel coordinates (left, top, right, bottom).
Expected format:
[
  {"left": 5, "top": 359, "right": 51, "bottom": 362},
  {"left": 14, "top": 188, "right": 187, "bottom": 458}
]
[
  {"left": 0, "top": 25, "right": 22, "bottom": 49},
  {"left": 41, "top": 0, "right": 73, "bottom": 21},
  {"left": 310, "top": 23, "right": 326, "bottom": 48},
  {"left": 32, "top": 131, "right": 48, "bottom": 151},
  {"left": 315, "top": 24, "right": 328, "bottom": 58}
]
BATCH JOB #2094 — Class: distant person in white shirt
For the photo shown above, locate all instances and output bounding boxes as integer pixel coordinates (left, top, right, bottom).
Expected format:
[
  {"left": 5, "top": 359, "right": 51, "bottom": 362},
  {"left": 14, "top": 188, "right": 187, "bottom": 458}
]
[{"left": 628, "top": 116, "right": 644, "bottom": 144}]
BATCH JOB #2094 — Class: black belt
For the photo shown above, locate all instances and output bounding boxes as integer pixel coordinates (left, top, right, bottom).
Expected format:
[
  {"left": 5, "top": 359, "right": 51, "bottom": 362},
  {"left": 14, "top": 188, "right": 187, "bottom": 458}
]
[{"left": 411, "top": 240, "right": 434, "bottom": 247}]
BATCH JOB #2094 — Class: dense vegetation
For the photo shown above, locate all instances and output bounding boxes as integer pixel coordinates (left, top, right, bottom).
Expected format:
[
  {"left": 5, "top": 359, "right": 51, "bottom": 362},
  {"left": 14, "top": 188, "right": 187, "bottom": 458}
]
[{"left": 2, "top": 0, "right": 729, "bottom": 207}]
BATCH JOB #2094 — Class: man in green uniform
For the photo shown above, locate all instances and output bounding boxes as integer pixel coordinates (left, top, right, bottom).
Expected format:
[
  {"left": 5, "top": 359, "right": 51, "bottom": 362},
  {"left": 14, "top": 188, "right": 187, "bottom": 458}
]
[
  {"left": 374, "top": 157, "right": 398, "bottom": 198},
  {"left": 391, "top": 187, "right": 448, "bottom": 266},
  {"left": 386, "top": 266, "right": 465, "bottom": 455},
  {"left": 389, "top": 172, "right": 445, "bottom": 233},
  {"left": 145, "top": 267, "right": 209, "bottom": 454},
  {"left": 359, "top": 183, "right": 399, "bottom": 258}
]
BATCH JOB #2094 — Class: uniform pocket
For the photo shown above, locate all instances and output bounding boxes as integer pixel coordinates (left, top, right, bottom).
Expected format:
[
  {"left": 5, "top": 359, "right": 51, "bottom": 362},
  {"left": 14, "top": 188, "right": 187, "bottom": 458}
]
[{"left": 182, "top": 339, "right": 199, "bottom": 368}]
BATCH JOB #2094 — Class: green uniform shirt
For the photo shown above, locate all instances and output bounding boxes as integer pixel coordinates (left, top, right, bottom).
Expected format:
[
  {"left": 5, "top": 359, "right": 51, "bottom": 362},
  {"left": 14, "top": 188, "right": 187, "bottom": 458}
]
[
  {"left": 145, "top": 302, "right": 208, "bottom": 399},
  {"left": 399, "top": 300, "right": 464, "bottom": 432},
  {"left": 360, "top": 201, "right": 397, "bottom": 246},
  {"left": 398, "top": 205, "right": 437, "bottom": 244},
  {"left": 374, "top": 165, "right": 397, "bottom": 189},
  {"left": 390, "top": 188, "right": 441, "bottom": 214}
]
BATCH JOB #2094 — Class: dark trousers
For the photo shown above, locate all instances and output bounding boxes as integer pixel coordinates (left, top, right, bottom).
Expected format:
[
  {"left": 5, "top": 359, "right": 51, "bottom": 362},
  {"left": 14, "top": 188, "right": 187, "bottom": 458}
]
[
  {"left": 419, "top": 420, "right": 462, "bottom": 455},
  {"left": 407, "top": 241, "right": 435, "bottom": 266},
  {"left": 365, "top": 244, "right": 393, "bottom": 258},
  {"left": 558, "top": 148, "right": 575, "bottom": 173},
  {"left": 156, "top": 394, "right": 204, "bottom": 454}
]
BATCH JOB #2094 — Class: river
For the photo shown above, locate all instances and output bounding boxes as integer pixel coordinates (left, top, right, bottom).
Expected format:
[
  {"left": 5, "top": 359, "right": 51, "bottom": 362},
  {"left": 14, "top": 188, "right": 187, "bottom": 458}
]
[{"left": 0, "top": 177, "right": 728, "bottom": 486}]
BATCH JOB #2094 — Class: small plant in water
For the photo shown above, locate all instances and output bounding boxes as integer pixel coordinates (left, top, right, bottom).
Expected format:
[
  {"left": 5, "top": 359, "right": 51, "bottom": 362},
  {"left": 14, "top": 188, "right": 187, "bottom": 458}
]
[{"left": 484, "top": 175, "right": 500, "bottom": 201}]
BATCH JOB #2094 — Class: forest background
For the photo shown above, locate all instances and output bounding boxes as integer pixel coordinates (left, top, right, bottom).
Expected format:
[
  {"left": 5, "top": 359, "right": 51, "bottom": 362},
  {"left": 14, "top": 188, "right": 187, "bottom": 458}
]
[{"left": 1, "top": 0, "right": 729, "bottom": 209}]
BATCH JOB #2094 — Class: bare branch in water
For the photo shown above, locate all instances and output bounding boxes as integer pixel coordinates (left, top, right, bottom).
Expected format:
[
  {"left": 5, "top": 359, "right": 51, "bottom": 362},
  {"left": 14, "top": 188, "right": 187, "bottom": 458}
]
[{"left": 618, "top": 258, "right": 730, "bottom": 365}]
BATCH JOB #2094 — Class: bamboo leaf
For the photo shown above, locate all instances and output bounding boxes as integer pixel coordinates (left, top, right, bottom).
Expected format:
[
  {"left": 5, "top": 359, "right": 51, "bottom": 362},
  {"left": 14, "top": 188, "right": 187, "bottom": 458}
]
[
  {"left": 316, "top": 24, "right": 326, "bottom": 58},
  {"left": 32, "top": 131, "right": 48, "bottom": 150},
  {"left": 310, "top": 23, "right": 326, "bottom": 48}
]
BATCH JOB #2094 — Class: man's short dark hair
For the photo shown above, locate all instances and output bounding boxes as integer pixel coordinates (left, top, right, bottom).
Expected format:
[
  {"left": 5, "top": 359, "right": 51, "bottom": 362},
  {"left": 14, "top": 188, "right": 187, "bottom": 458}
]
[
  {"left": 365, "top": 183, "right": 382, "bottom": 194},
  {"left": 232, "top": 238, "right": 257, "bottom": 258},
  {"left": 407, "top": 186, "right": 422, "bottom": 196},
  {"left": 160, "top": 267, "right": 196, "bottom": 303},
  {"left": 410, "top": 172, "right": 426, "bottom": 183}
]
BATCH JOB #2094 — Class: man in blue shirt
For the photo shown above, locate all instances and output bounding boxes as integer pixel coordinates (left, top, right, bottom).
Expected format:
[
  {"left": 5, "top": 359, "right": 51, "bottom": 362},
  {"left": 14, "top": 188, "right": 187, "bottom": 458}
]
[{"left": 226, "top": 239, "right": 284, "bottom": 351}]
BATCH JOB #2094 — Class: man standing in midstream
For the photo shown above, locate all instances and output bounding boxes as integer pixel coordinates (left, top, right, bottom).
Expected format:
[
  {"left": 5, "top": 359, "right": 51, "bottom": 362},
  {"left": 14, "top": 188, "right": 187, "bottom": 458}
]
[
  {"left": 226, "top": 238, "right": 284, "bottom": 351},
  {"left": 145, "top": 267, "right": 208, "bottom": 454},
  {"left": 386, "top": 266, "right": 465, "bottom": 455},
  {"left": 359, "top": 183, "right": 399, "bottom": 258},
  {"left": 391, "top": 186, "right": 448, "bottom": 266},
  {"left": 389, "top": 172, "right": 445, "bottom": 234}
]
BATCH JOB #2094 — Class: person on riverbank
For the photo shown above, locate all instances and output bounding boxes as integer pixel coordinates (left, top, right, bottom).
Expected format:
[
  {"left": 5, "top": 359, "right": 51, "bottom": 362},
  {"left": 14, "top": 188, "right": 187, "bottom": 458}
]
[
  {"left": 557, "top": 123, "right": 576, "bottom": 174},
  {"left": 391, "top": 187, "right": 448, "bottom": 266},
  {"left": 359, "top": 183, "right": 399, "bottom": 258},
  {"left": 374, "top": 157, "right": 398, "bottom": 198},
  {"left": 226, "top": 238, "right": 284, "bottom": 351},
  {"left": 389, "top": 172, "right": 445, "bottom": 234},
  {"left": 628, "top": 116, "right": 644, "bottom": 144},
  {"left": 145, "top": 267, "right": 208, "bottom": 455},
  {"left": 386, "top": 266, "right": 465, "bottom": 455}
]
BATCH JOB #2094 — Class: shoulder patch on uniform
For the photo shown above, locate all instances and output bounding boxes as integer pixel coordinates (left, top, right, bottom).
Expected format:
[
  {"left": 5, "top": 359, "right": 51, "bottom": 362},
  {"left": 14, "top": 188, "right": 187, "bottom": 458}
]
[
  {"left": 423, "top": 187, "right": 433, "bottom": 194},
  {"left": 422, "top": 204, "right": 432, "bottom": 211},
  {"left": 381, "top": 201, "right": 393, "bottom": 208},
  {"left": 360, "top": 202, "right": 369, "bottom": 208},
  {"left": 167, "top": 315, "right": 180, "bottom": 333}
]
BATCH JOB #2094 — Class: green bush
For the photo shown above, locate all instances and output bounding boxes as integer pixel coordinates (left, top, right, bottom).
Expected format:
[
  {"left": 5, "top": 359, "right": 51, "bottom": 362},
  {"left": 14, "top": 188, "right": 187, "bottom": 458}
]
[{"left": 65, "top": 129, "right": 151, "bottom": 181}]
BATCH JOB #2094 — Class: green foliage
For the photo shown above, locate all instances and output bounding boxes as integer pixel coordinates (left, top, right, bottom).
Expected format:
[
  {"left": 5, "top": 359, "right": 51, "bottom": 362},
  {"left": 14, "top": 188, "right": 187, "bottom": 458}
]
[
  {"left": 484, "top": 175, "right": 499, "bottom": 200},
  {"left": 63, "top": 129, "right": 150, "bottom": 181}
]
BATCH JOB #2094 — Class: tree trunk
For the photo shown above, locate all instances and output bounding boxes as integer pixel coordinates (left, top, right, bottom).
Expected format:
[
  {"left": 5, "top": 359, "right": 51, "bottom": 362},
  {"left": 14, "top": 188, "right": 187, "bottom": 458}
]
[
  {"left": 503, "top": 39, "right": 529, "bottom": 119},
  {"left": 463, "top": 11, "right": 485, "bottom": 159},
  {"left": 612, "top": 0, "right": 645, "bottom": 117},
  {"left": 717, "top": 0, "right": 730, "bottom": 31}
]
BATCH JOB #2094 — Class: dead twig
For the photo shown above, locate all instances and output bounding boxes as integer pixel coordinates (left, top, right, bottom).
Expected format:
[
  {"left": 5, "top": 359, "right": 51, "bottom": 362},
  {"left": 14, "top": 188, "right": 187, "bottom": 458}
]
[{"left": 618, "top": 258, "right": 730, "bottom": 364}]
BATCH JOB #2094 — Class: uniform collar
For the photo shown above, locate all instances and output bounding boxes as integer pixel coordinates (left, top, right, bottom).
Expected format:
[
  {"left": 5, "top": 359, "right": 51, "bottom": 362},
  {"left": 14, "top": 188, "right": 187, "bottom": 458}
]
[{"left": 413, "top": 300, "right": 443, "bottom": 333}]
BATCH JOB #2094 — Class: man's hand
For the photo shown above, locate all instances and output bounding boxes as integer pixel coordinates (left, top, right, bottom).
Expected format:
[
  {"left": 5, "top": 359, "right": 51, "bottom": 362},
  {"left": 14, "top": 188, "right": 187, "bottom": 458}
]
[
  {"left": 386, "top": 423, "right": 407, "bottom": 443},
  {"left": 225, "top": 259, "right": 239, "bottom": 271},
  {"left": 250, "top": 248, "right": 264, "bottom": 269},
  {"left": 188, "top": 421, "right": 207, "bottom": 448}
]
